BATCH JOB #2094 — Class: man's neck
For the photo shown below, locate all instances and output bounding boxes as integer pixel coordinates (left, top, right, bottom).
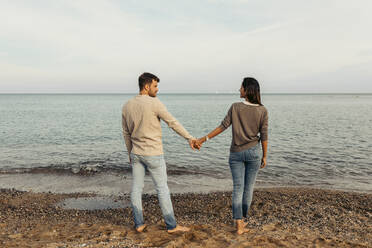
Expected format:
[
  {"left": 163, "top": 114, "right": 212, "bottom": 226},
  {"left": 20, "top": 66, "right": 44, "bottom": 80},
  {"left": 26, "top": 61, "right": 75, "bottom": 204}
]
[{"left": 139, "top": 91, "right": 149, "bottom": 96}]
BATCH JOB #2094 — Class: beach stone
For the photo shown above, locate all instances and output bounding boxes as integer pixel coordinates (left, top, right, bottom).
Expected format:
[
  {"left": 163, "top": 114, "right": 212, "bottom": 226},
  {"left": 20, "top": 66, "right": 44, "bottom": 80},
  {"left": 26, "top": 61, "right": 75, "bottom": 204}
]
[
  {"left": 111, "top": 230, "right": 123, "bottom": 238},
  {"left": 262, "top": 223, "right": 277, "bottom": 231},
  {"left": 40, "top": 230, "right": 58, "bottom": 238},
  {"left": 79, "top": 223, "right": 88, "bottom": 228},
  {"left": 8, "top": 233, "right": 23, "bottom": 239}
]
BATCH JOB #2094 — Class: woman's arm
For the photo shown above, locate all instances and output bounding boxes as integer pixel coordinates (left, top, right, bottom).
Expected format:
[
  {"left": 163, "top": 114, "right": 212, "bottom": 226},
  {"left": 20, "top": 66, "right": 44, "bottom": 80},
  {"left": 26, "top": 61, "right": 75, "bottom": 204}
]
[
  {"left": 260, "top": 108, "right": 269, "bottom": 168},
  {"left": 196, "top": 105, "right": 232, "bottom": 148},
  {"left": 197, "top": 126, "right": 225, "bottom": 146}
]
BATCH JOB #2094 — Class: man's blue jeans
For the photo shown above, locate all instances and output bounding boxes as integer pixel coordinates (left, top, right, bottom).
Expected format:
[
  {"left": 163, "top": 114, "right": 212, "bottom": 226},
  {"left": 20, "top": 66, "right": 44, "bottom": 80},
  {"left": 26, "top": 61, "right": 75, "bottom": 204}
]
[
  {"left": 130, "top": 153, "right": 177, "bottom": 230},
  {"left": 229, "top": 144, "right": 261, "bottom": 219}
]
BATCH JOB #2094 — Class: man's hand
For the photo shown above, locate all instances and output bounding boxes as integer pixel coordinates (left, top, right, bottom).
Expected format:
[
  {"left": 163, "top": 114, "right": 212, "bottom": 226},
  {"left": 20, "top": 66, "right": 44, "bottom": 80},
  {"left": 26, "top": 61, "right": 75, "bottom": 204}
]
[
  {"left": 260, "top": 157, "right": 267, "bottom": 168},
  {"left": 188, "top": 139, "right": 195, "bottom": 150}
]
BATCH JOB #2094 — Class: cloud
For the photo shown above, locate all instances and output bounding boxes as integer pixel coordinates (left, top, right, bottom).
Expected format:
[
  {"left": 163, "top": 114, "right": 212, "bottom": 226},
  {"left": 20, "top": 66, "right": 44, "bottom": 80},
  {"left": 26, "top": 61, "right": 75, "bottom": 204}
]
[{"left": 0, "top": 0, "right": 372, "bottom": 92}]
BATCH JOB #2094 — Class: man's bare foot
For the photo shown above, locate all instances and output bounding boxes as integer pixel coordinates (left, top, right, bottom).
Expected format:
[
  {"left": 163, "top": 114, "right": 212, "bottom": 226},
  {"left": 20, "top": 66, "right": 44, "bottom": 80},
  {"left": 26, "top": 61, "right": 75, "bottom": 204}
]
[
  {"left": 237, "top": 228, "right": 250, "bottom": 235},
  {"left": 167, "top": 225, "right": 190, "bottom": 233},
  {"left": 236, "top": 219, "right": 249, "bottom": 235},
  {"left": 234, "top": 219, "right": 248, "bottom": 228},
  {"left": 136, "top": 224, "right": 147, "bottom": 233}
]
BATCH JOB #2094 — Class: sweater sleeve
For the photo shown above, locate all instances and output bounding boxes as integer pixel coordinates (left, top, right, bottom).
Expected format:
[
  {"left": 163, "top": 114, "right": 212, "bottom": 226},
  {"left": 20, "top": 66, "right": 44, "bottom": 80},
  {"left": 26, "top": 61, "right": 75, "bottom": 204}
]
[
  {"left": 122, "top": 113, "right": 133, "bottom": 154},
  {"left": 156, "top": 99, "right": 194, "bottom": 140},
  {"left": 220, "top": 105, "right": 233, "bottom": 130},
  {"left": 259, "top": 108, "right": 269, "bottom": 141}
]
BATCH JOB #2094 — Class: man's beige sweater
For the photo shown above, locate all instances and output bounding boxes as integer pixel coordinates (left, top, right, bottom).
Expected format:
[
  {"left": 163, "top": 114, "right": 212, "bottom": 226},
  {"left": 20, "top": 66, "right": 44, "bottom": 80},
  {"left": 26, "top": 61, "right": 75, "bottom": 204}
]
[{"left": 122, "top": 95, "right": 193, "bottom": 156}]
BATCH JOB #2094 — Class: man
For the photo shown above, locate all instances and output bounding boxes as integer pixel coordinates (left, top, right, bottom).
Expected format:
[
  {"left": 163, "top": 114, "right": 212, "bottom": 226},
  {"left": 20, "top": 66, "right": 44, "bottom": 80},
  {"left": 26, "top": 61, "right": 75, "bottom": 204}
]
[{"left": 122, "top": 72, "right": 198, "bottom": 233}]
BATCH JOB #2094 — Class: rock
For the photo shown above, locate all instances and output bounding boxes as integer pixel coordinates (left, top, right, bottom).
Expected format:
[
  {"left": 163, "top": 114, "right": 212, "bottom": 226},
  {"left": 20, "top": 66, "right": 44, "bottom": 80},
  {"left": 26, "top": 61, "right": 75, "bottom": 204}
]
[{"left": 8, "top": 233, "right": 23, "bottom": 239}]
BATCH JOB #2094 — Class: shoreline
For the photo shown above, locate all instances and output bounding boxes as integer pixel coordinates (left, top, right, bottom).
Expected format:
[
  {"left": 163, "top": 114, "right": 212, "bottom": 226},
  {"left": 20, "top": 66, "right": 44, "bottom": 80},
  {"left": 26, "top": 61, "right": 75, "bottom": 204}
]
[
  {"left": 1, "top": 173, "right": 371, "bottom": 196},
  {"left": 1, "top": 187, "right": 371, "bottom": 247}
]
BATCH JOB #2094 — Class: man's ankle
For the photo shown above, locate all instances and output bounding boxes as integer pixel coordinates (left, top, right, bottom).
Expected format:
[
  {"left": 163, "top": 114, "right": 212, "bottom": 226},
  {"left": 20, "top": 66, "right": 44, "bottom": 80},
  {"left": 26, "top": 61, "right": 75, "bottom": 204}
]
[{"left": 136, "top": 224, "right": 147, "bottom": 232}]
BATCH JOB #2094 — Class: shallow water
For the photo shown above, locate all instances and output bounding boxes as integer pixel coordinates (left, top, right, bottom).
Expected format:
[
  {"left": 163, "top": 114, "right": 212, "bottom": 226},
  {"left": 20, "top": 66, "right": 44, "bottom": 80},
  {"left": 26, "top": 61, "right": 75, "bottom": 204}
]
[
  {"left": 0, "top": 93, "right": 371, "bottom": 193},
  {"left": 57, "top": 196, "right": 129, "bottom": 210}
]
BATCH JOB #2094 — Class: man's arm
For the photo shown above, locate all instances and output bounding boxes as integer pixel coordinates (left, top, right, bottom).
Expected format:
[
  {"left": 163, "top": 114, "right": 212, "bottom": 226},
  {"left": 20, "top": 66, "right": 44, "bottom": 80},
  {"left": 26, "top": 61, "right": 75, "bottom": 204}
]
[
  {"left": 122, "top": 113, "right": 133, "bottom": 161},
  {"left": 156, "top": 100, "right": 195, "bottom": 144}
]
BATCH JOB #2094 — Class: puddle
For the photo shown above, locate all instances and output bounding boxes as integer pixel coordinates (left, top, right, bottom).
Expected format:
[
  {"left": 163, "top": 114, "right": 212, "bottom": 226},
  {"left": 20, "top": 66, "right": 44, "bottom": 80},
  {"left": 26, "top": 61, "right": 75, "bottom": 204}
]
[{"left": 57, "top": 196, "right": 130, "bottom": 210}]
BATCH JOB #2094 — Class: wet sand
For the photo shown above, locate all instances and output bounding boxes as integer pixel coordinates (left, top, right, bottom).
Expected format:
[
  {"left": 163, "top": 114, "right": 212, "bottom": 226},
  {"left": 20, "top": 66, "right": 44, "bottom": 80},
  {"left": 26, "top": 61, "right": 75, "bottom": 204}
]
[{"left": 0, "top": 187, "right": 371, "bottom": 247}]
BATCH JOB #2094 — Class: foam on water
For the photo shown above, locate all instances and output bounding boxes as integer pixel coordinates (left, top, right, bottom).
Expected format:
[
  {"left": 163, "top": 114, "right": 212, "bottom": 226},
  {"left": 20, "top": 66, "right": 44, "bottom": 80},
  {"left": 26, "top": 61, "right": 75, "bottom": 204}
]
[{"left": 0, "top": 173, "right": 234, "bottom": 195}]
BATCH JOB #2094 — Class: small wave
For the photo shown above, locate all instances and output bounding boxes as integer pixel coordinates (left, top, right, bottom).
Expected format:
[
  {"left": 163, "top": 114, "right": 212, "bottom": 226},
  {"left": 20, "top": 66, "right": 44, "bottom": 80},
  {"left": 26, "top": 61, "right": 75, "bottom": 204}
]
[
  {"left": 0, "top": 161, "right": 222, "bottom": 177},
  {"left": 0, "top": 166, "right": 130, "bottom": 176},
  {"left": 0, "top": 163, "right": 131, "bottom": 176}
]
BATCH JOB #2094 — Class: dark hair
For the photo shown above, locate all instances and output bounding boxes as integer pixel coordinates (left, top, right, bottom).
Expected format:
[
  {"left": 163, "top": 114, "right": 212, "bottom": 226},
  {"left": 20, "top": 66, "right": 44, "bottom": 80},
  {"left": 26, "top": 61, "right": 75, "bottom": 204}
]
[
  {"left": 242, "top": 77, "right": 262, "bottom": 105},
  {"left": 138, "top": 72, "right": 160, "bottom": 90}
]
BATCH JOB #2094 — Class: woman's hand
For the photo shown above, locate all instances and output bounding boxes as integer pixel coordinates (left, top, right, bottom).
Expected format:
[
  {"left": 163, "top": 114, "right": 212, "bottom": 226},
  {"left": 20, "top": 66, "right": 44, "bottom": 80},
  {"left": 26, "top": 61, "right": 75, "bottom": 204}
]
[
  {"left": 260, "top": 157, "right": 267, "bottom": 168},
  {"left": 195, "top": 138, "right": 204, "bottom": 150}
]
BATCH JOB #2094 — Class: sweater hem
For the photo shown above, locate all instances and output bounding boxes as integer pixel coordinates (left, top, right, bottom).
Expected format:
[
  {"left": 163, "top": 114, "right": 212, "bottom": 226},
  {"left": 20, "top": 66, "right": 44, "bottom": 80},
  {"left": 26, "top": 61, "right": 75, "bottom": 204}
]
[{"left": 230, "top": 140, "right": 259, "bottom": 153}]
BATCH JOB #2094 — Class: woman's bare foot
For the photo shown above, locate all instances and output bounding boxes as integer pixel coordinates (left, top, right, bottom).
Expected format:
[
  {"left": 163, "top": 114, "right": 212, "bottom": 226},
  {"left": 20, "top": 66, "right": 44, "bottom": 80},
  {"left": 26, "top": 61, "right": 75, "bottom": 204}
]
[
  {"left": 167, "top": 225, "right": 190, "bottom": 234},
  {"left": 136, "top": 224, "right": 147, "bottom": 233},
  {"left": 236, "top": 219, "right": 249, "bottom": 235}
]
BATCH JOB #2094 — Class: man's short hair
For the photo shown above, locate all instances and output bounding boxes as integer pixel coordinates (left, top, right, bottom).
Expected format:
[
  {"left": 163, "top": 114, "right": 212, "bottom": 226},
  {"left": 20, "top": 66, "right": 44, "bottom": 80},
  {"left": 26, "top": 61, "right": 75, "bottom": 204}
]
[{"left": 138, "top": 72, "right": 160, "bottom": 90}]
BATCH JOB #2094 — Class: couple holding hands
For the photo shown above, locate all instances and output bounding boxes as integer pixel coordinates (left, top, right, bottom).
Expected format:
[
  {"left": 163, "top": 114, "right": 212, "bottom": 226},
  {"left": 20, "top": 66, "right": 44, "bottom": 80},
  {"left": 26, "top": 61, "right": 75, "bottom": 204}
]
[{"left": 122, "top": 72, "right": 268, "bottom": 235}]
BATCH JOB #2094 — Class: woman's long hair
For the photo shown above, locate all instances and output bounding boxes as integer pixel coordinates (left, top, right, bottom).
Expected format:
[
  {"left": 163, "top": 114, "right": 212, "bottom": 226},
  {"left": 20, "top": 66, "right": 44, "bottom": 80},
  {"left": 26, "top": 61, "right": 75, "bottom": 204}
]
[{"left": 242, "top": 77, "right": 263, "bottom": 106}]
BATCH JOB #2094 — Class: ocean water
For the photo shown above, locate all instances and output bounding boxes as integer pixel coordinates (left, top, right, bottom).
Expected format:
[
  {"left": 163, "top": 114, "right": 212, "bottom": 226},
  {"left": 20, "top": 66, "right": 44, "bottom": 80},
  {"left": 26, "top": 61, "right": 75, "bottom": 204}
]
[{"left": 0, "top": 94, "right": 371, "bottom": 194}]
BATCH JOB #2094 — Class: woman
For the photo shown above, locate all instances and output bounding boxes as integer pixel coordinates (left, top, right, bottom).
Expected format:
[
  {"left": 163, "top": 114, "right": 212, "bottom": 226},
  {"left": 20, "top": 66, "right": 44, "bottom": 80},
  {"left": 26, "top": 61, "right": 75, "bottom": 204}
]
[{"left": 197, "top": 77, "right": 268, "bottom": 235}]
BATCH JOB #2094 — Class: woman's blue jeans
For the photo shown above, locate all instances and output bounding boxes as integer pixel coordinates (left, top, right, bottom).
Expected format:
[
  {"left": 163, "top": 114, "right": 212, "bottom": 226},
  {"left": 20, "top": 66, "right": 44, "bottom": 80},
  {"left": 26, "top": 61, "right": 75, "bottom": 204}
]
[
  {"left": 130, "top": 154, "right": 177, "bottom": 230},
  {"left": 229, "top": 145, "right": 261, "bottom": 220}
]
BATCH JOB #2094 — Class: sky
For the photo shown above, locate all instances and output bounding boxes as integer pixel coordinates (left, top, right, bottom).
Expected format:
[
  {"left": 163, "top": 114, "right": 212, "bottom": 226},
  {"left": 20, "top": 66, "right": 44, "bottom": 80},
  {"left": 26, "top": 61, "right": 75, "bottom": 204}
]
[{"left": 1, "top": 0, "right": 372, "bottom": 93}]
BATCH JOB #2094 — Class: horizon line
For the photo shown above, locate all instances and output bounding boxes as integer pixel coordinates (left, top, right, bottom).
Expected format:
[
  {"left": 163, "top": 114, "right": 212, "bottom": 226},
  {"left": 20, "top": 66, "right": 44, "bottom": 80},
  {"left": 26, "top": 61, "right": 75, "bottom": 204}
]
[{"left": 0, "top": 92, "right": 372, "bottom": 95}]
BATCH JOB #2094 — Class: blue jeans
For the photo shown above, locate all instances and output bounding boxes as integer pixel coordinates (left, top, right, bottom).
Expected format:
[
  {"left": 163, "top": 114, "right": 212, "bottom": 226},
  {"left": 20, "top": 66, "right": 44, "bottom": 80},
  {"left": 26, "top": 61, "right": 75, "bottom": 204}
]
[
  {"left": 229, "top": 145, "right": 261, "bottom": 219},
  {"left": 130, "top": 154, "right": 177, "bottom": 230}
]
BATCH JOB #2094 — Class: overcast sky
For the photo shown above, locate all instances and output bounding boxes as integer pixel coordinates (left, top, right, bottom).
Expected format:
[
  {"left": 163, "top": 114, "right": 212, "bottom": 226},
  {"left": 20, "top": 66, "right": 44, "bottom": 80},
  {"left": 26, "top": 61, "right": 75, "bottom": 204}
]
[{"left": 1, "top": 0, "right": 372, "bottom": 93}]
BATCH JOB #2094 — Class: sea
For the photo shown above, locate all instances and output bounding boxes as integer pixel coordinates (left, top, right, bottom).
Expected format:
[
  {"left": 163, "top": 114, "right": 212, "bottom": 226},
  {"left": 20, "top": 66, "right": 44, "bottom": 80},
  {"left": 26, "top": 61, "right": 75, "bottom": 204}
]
[{"left": 0, "top": 93, "right": 371, "bottom": 195}]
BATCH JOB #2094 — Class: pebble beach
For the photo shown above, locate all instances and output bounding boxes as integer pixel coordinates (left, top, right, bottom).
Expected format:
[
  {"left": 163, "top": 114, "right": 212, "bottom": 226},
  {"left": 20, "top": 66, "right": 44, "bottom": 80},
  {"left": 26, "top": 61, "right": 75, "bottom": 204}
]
[{"left": 1, "top": 187, "right": 371, "bottom": 248}]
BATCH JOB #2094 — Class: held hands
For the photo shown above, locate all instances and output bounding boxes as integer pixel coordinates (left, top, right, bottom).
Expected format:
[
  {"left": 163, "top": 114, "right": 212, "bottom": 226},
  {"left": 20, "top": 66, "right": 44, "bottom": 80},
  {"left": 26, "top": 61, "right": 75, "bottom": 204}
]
[{"left": 188, "top": 138, "right": 204, "bottom": 150}]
